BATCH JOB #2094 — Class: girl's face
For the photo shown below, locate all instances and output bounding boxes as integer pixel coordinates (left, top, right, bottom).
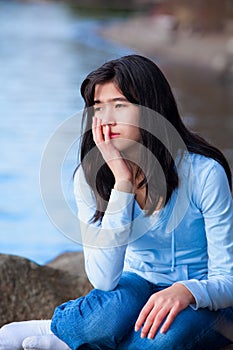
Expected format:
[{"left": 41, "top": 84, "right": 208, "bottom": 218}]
[{"left": 93, "top": 81, "right": 141, "bottom": 152}]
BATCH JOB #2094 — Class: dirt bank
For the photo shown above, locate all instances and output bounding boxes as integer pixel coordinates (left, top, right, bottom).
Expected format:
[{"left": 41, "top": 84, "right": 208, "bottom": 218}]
[{"left": 100, "top": 15, "right": 233, "bottom": 79}]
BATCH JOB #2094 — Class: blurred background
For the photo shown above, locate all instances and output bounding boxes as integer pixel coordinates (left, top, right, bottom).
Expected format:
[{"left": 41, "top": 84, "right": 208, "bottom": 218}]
[{"left": 0, "top": 0, "right": 232, "bottom": 265}]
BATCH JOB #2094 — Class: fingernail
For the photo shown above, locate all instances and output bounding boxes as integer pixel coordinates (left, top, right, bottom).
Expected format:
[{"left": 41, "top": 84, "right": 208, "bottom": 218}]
[
  {"left": 148, "top": 333, "right": 153, "bottom": 339},
  {"left": 140, "top": 333, "right": 145, "bottom": 338}
]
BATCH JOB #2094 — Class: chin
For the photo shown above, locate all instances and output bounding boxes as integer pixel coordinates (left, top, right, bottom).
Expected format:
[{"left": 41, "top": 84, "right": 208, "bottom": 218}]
[{"left": 113, "top": 139, "right": 140, "bottom": 154}]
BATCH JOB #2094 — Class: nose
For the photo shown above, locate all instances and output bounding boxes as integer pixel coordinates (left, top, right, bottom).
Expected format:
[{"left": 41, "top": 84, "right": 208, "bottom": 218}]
[
  {"left": 101, "top": 119, "right": 116, "bottom": 126},
  {"left": 101, "top": 104, "right": 116, "bottom": 126}
]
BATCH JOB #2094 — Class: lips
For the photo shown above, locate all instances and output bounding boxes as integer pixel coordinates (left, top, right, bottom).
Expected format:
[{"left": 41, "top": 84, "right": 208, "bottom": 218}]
[{"left": 110, "top": 132, "right": 120, "bottom": 139}]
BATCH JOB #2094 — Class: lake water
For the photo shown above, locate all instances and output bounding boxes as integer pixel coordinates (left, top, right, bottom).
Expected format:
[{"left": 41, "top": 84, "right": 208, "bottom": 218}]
[
  {"left": 0, "top": 0, "right": 232, "bottom": 265},
  {"left": 0, "top": 0, "right": 132, "bottom": 264}
]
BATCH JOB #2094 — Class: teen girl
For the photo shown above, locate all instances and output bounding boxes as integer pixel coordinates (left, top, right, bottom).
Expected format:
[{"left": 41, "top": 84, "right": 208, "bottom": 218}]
[{"left": 1, "top": 54, "right": 233, "bottom": 350}]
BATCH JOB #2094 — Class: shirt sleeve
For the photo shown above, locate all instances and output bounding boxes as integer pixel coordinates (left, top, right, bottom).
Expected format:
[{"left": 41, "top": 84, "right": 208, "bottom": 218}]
[
  {"left": 178, "top": 161, "right": 233, "bottom": 310},
  {"left": 74, "top": 166, "right": 135, "bottom": 291}
]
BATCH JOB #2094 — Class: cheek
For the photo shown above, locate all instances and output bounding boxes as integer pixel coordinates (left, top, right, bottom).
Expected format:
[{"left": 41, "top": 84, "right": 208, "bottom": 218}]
[
  {"left": 127, "top": 126, "right": 141, "bottom": 141},
  {"left": 135, "top": 128, "right": 141, "bottom": 142},
  {"left": 121, "top": 107, "right": 139, "bottom": 125}
]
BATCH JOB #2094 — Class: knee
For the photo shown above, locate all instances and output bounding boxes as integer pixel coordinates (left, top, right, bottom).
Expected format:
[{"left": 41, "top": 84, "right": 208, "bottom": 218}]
[
  {"left": 51, "top": 274, "right": 151, "bottom": 349},
  {"left": 52, "top": 289, "right": 130, "bottom": 336},
  {"left": 52, "top": 287, "right": 143, "bottom": 349}
]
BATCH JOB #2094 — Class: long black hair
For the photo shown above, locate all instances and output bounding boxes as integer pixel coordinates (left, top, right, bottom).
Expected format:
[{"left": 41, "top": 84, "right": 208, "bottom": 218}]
[{"left": 78, "top": 54, "right": 232, "bottom": 222}]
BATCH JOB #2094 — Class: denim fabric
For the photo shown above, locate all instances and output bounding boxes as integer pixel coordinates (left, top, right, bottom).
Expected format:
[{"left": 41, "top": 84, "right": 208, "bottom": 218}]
[{"left": 51, "top": 272, "right": 233, "bottom": 350}]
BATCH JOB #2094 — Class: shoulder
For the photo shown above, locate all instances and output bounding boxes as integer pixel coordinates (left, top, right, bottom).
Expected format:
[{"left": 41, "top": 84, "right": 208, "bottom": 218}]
[
  {"left": 189, "top": 152, "right": 221, "bottom": 169},
  {"left": 180, "top": 152, "right": 231, "bottom": 209},
  {"left": 178, "top": 152, "right": 227, "bottom": 184}
]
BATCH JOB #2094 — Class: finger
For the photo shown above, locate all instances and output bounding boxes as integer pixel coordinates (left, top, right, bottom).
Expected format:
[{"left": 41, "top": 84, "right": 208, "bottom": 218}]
[
  {"left": 160, "top": 304, "right": 180, "bottom": 334},
  {"left": 145, "top": 307, "right": 169, "bottom": 339},
  {"left": 104, "top": 124, "right": 111, "bottom": 142},
  {"left": 95, "top": 118, "right": 104, "bottom": 144},
  {"left": 92, "top": 116, "right": 98, "bottom": 143},
  {"left": 135, "top": 300, "right": 153, "bottom": 332},
  {"left": 140, "top": 308, "right": 159, "bottom": 338}
]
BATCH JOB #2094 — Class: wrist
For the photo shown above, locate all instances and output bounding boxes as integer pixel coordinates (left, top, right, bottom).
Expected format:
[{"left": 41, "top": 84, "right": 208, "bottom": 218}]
[
  {"left": 174, "top": 283, "right": 195, "bottom": 304},
  {"left": 114, "top": 179, "right": 133, "bottom": 193}
]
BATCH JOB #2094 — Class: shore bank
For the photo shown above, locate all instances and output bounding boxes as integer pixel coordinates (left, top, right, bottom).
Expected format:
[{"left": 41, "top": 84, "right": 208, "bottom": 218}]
[{"left": 100, "top": 14, "right": 233, "bottom": 79}]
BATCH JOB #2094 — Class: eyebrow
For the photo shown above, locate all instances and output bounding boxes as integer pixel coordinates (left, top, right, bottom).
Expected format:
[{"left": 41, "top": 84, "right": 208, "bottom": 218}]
[{"left": 94, "top": 97, "right": 128, "bottom": 104}]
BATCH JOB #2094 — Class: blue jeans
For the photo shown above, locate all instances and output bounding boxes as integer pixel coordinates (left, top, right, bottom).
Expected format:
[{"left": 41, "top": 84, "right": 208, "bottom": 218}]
[{"left": 51, "top": 272, "right": 233, "bottom": 350}]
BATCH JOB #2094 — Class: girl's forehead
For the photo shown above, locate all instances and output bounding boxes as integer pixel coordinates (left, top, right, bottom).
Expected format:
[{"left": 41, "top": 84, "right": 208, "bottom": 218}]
[{"left": 94, "top": 82, "right": 124, "bottom": 101}]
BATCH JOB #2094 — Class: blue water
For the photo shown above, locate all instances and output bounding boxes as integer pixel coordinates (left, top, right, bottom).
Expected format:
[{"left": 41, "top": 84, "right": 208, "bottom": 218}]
[
  {"left": 0, "top": 0, "right": 133, "bottom": 264},
  {"left": 1, "top": 1, "right": 232, "bottom": 266}
]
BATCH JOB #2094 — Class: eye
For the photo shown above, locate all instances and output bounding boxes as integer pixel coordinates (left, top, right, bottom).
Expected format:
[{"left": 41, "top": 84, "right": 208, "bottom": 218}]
[
  {"left": 115, "top": 103, "right": 126, "bottom": 109},
  {"left": 94, "top": 106, "right": 103, "bottom": 113}
]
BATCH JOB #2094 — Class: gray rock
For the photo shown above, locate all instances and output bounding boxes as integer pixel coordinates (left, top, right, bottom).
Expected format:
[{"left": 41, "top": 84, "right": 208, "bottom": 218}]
[
  {"left": 47, "top": 251, "right": 86, "bottom": 277},
  {"left": 0, "top": 253, "right": 92, "bottom": 327}
]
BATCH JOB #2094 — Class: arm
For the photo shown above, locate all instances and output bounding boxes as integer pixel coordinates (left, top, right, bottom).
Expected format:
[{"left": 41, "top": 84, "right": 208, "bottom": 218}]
[
  {"left": 74, "top": 117, "right": 135, "bottom": 291},
  {"left": 74, "top": 166, "right": 134, "bottom": 291},
  {"left": 135, "top": 159, "right": 233, "bottom": 339},
  {"left": 178, "top": 161, "right": 233, "bottom": 310}
]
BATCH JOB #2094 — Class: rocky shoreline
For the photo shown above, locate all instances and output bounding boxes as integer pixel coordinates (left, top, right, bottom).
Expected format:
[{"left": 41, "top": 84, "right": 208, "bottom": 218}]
[
  {"left": 0, "top": 252, "right": 91, "bottom": 327},
  {"left": 99, "top": 14, "right": 233, "bottom": 80}
]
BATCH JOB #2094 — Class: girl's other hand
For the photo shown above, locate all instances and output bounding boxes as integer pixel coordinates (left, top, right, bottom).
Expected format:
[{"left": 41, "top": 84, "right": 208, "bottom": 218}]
[{"left": 135, "top": 283, "right": 195, "bottom": 339}]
